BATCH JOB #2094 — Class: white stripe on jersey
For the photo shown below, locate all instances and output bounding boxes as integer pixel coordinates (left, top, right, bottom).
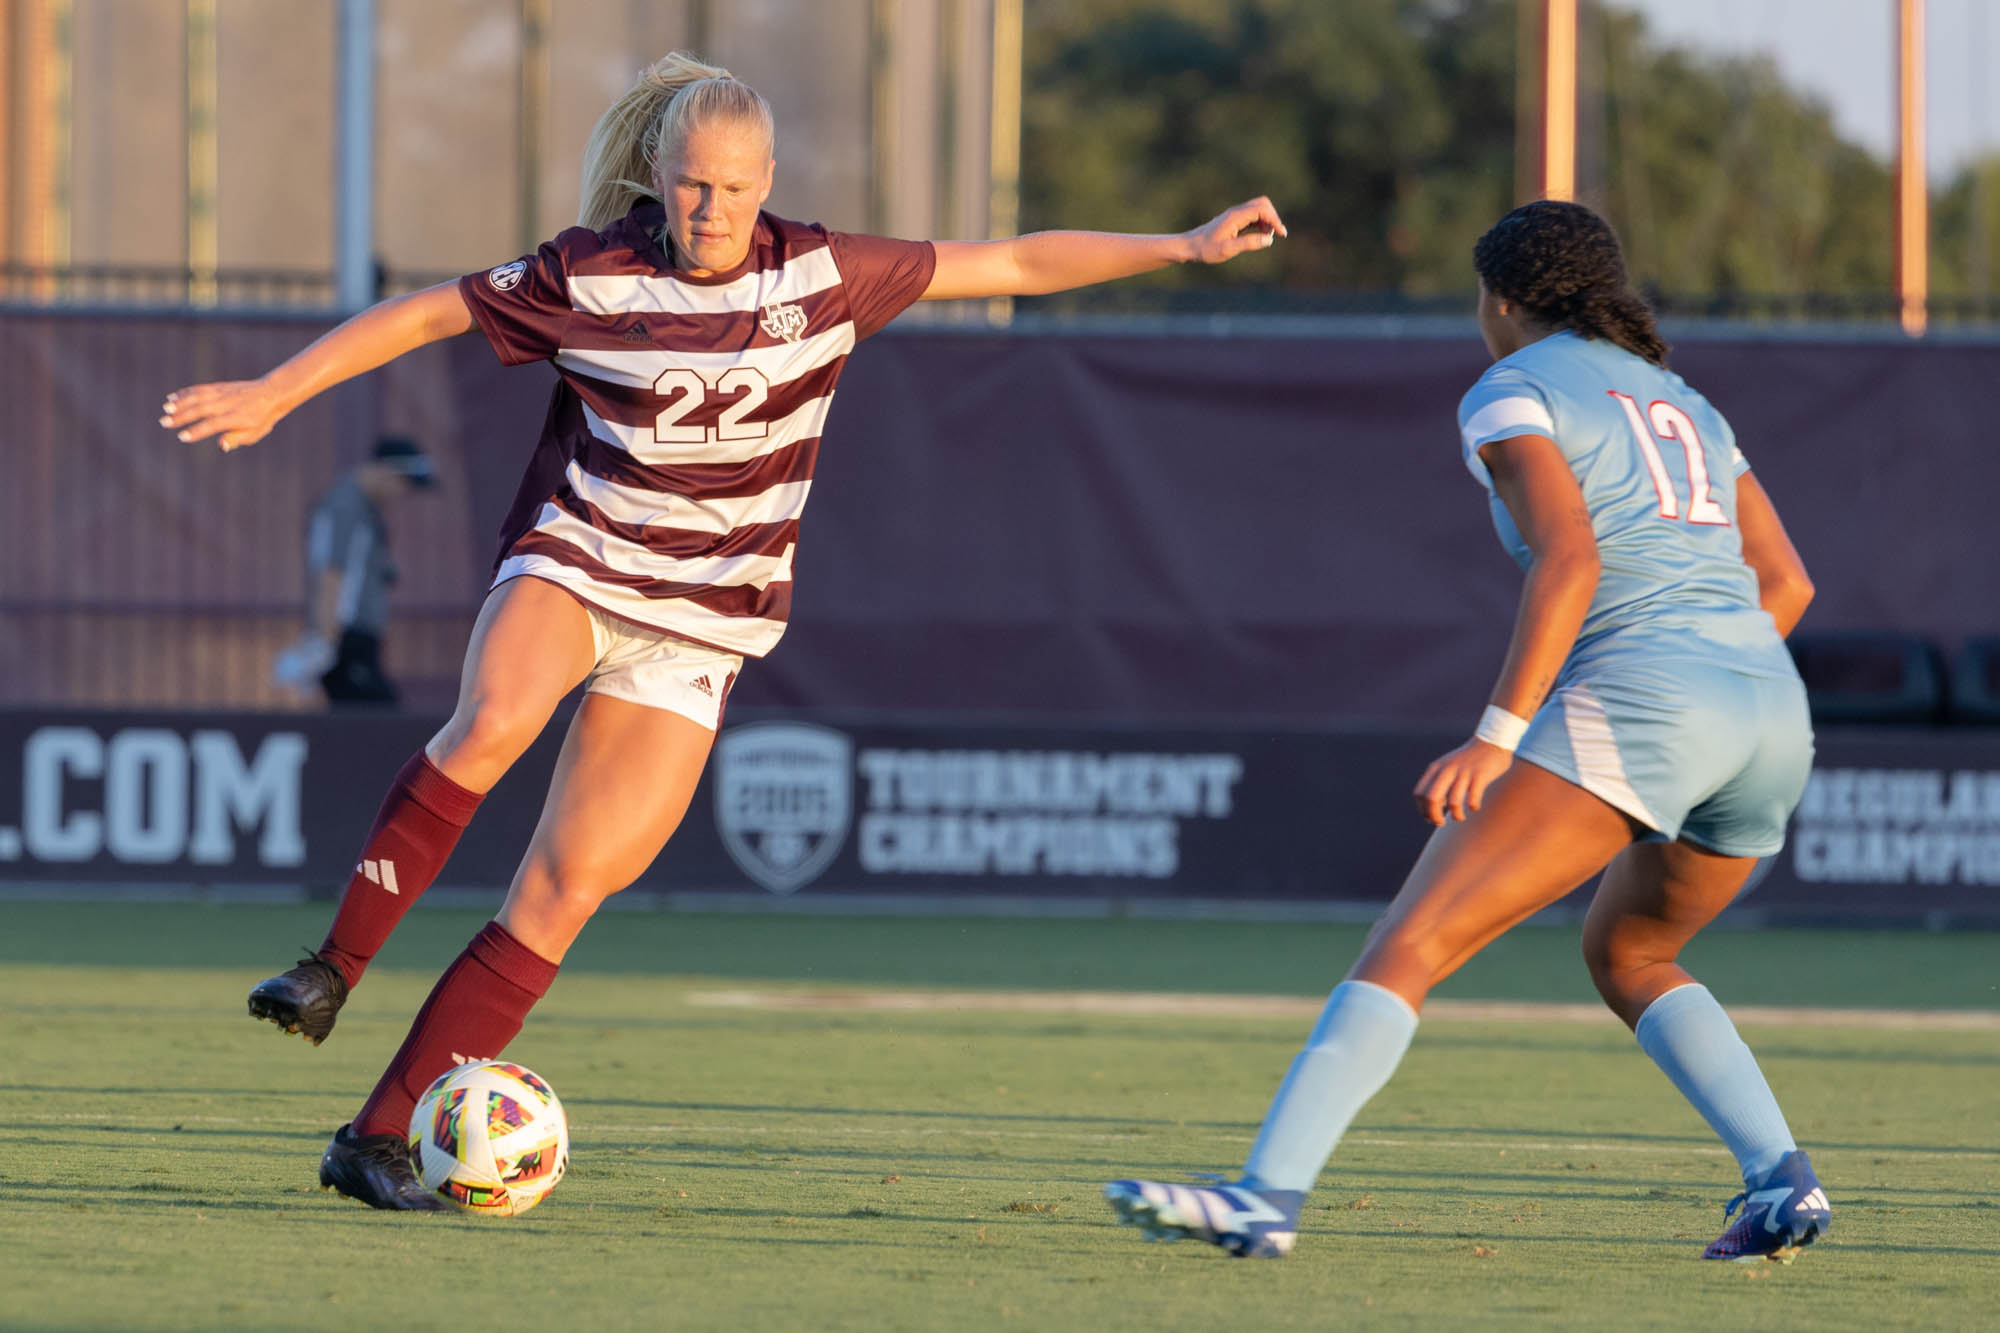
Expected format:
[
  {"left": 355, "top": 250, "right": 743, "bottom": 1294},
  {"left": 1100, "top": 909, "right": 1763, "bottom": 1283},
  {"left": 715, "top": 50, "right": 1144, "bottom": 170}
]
[
  {"left": 566, "top": 245, "right": 842, "bottom": 318},
  {"left": 565, "top": 463, "right": 812, "bottom": 536},
  {"left": 1557, "top": 684, "right": 1663, "bottom": 830},
  {"left": 1459, "top": 395, "right": 1558, "bottom": 489},
  {"left": 579, "top": 391, "right": 836, "bottom": 467},
  {"left": 531, "top": 505, "right": 796, "bottom": 589},
  {"left": 554, "top": 322, "right": 856, "bottom": 390},
  {"left": 495, "top": 553, "right": 790, "bottom": 657}
]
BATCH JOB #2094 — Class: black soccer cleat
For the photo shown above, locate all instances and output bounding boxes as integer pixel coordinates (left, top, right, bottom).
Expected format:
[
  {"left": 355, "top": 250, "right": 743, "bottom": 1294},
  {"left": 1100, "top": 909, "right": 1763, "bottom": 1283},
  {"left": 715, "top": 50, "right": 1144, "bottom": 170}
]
[
  {"left": 247, "top": 952, "right": 350, "bottom": 1044},
  {"left": 319, "top": 1123, "right": 446, "bottom": 1211}
]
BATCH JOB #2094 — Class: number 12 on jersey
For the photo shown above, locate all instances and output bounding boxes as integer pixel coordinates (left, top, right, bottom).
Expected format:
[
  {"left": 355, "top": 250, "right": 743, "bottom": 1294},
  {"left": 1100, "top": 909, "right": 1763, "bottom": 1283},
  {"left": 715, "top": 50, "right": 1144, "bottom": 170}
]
[{"left": 1608, "top": 390, "right": 1728, "bottom": 526}]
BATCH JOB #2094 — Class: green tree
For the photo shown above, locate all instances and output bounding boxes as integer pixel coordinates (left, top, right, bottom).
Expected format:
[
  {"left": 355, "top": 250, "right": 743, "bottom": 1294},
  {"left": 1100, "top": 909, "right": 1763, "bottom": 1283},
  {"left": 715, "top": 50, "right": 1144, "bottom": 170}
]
[
  {"left": 1594, "top": 5, "right": 1894, "bottom": 310},
  {"left": 1931, "top": 157, "right": 2000, "bottom": 317},
  {"left": 1019, "top": 0, "right": 1916, "bottom": 315},
  {"left": 1020, "top": 0, "right": 1514, "bottom": 302}
]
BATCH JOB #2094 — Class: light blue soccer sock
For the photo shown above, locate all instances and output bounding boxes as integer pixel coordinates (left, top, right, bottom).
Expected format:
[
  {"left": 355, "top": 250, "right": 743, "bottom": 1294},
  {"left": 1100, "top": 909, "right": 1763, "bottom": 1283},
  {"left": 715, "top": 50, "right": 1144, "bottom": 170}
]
[
  {"left": 1240, "top": 979, "right": 1420, "bottom": 1194},
  {"left": 1634, "top": 982, "right": 1796, "bottom": 1186}
]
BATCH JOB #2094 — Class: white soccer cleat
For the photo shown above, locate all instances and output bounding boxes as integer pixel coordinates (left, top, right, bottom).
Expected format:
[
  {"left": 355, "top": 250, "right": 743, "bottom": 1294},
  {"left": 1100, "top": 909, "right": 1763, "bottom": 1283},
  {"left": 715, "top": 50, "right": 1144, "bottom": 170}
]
[{"left": 1103, "top": 1178, "right": 1304, "bottom": 1258}]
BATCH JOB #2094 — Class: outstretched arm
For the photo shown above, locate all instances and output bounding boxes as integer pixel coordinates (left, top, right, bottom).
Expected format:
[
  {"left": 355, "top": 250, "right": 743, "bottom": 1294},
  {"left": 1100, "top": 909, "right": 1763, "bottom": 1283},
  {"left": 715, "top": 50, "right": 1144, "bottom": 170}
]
[
  {"left": 160, "top": 280, "right": 474, "bottom": 451},
  {"left": 919, "top": 197, "right": 1286, "bottom": 301}
]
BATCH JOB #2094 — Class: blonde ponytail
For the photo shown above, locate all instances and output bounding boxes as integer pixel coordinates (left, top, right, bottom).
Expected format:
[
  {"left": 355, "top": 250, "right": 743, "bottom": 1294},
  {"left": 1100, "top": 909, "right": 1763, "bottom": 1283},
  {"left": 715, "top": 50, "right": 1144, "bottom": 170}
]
[{"left": 575, "top": 52, "right": 776, "bottom": 230}]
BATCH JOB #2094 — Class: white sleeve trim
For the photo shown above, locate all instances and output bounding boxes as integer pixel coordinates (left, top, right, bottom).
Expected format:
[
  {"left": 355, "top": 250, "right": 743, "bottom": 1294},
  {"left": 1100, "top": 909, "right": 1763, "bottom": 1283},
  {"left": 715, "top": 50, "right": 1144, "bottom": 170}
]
[{"left": 1458, "top": 395, "right": 1556, "bottom": 489}]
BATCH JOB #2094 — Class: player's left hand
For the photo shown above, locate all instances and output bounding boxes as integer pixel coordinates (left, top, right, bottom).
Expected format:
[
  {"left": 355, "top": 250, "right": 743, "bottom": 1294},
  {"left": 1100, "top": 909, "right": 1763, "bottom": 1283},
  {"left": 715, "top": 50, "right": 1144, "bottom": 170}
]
[
  {"left": 1413, "top": 739, "right": 1514, "bottom": 827},
  {"left": 1186, "top": 197, "right": 1287, "bottom": 264}
]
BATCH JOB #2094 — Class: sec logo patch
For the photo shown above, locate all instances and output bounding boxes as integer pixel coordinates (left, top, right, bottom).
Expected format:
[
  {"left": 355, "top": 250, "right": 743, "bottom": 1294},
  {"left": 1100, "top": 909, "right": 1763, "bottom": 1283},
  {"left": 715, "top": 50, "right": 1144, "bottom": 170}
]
[{"left": 487, "top": 260, "right": 527, "bottom": 291}]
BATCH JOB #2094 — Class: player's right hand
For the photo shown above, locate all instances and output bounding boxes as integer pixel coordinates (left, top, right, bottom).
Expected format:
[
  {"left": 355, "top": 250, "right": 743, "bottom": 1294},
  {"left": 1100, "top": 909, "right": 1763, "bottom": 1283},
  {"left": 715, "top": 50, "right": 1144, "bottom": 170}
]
[
  {"left": 1186, "top": 196, "right": 1287, "bottom": 265},
  {"left": 1412, "top": 738, "right": 1515, "bottom": 826},
  {"left": 159, "top": 378, "right": 288, "bottom": 451}
]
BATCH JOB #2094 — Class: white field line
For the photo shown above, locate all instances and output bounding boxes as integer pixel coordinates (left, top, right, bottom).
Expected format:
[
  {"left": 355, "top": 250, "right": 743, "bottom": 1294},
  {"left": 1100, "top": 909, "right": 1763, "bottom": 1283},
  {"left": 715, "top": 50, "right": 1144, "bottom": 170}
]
[{"left": 683, "top": 988, "right": 2000, "bottom": 1031}]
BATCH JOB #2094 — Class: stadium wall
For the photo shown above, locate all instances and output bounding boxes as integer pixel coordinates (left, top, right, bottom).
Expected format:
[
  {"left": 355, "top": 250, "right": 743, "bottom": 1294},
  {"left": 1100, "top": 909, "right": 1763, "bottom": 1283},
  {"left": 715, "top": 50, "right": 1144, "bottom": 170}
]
[
  {"left": 3, "top": 315, "right": 1996, "bottom": 919},
  {"left": 2, "top": 312, "right": 1994, "bottom": 718}
]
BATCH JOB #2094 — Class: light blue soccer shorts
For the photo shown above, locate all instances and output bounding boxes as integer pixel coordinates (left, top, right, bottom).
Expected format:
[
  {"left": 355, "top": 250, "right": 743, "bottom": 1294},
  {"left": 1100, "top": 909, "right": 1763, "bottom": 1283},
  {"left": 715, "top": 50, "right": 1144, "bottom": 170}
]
[{"left": 1514, "top": 660, "right": 1814, "bottom": 857}]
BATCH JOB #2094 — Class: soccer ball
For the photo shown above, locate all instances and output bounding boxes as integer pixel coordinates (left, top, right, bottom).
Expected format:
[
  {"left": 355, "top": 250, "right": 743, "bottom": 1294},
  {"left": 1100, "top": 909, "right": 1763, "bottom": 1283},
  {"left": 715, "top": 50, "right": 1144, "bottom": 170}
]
[{"left": 408, "top": 1060, "right": 569, "bottom": 1216}]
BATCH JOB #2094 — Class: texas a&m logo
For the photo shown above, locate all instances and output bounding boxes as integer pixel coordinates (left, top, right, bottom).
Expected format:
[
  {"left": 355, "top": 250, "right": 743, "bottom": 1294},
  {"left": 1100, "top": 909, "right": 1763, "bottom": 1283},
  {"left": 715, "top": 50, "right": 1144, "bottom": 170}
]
[{"left": 758, "top": 299, "right": 808, "bottom": 344}]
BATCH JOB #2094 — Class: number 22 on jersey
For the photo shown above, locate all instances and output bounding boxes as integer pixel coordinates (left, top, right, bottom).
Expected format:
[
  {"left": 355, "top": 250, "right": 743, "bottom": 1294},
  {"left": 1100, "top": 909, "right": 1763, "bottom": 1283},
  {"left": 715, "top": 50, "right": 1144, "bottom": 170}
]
[
  {"left": 1608, "top": 391, "right": 1728, "bottom": 526},
  {"left": 653, "top": 367, "right": 772, "bottom": 444}
]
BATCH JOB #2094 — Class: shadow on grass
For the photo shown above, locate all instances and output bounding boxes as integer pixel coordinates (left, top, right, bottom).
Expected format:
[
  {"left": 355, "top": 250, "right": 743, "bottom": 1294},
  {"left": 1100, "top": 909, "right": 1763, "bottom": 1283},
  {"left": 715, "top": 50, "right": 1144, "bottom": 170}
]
[
  {"left": 0, "top": 1177, "right": 524, "bottom": 1223},
  {"left": 1414, "top": 1031, "right": 2000, "bottom": 1068},
  {"left": 1294, "top": 1225, "right": 2000, "bottom": 1260},
  {"left": 1360, "top": 1122, "right": 2000, "bottom": 1157},
  {"left": 0, "top": 1002, "right": 1314, "bottom": 1050},
  {"left": 14, "top": 1084, "right": 341, "bottom": 1099},
  {"left": 582, "top": 1096, "right": 1249, "bottom": 1130},
  {"left": 13, "top": 1121, "right": 337, "bottom": 1144},
  {"left": 22, "top": 1092, "right": 1992, "bottom": 1166}
]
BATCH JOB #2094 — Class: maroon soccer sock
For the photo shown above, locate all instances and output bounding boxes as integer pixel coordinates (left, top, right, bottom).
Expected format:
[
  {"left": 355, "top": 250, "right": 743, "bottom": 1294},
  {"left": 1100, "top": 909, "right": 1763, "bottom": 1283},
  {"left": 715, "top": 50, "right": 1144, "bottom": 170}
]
[
  {"left": 317, "top": 750, "right": 484, "bottom": 988},
  {"left": 351, "top": 922, "right": 560, "bottom": 1139}
]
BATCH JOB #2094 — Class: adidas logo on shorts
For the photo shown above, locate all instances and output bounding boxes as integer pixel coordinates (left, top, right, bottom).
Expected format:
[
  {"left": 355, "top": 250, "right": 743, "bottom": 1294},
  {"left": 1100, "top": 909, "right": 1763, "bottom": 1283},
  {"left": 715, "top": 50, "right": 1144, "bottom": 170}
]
[{"left": 690, "top": 675, "right": 714, "bottom": 698}]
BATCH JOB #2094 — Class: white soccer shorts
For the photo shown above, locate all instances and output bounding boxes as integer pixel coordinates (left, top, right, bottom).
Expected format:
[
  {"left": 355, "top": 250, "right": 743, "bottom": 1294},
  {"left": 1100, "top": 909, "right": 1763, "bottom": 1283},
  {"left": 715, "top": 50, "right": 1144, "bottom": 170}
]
[{"left": 579, "top": 601, "right": 742, "bottom": 731}]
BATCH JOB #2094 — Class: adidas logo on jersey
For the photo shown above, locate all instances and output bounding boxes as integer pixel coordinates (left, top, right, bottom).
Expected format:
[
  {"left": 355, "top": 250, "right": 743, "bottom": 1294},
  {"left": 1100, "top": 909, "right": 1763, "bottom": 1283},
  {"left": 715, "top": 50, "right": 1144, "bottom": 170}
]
[
  {"left": 357, "top": 858, "right": 400, "bottom": 895},
  {"left": 619, "top": 319, "right": 653, "bottom": 343}
]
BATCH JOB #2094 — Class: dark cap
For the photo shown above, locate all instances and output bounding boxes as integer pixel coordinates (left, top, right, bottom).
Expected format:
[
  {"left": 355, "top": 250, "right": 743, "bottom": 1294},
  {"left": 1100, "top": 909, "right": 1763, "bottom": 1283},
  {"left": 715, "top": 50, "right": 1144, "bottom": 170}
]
[{"left": 371, "top": 436, "right": 436, "bottom": 489}]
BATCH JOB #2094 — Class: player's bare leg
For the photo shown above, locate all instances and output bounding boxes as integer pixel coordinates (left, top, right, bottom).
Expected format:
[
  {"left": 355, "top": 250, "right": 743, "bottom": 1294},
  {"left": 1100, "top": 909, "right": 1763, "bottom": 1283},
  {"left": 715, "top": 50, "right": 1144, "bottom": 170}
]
[
  {"left": 495, "top": 693, "right": 716, "bottom": 962},
  {"left": 324, "top": 692, "right": 713, "bottom": 1209},
  {"left": 1585, "top": 841, "right": 1830, "bottom": 1260},
  {"left": 427, "top": 575, "right": 600, "bottom": 789},
  {"left": 1349, "top": 761, "right": 1640, "bottom": 1008},
  {"left": 1108, "top": 762, "right": 1638, "bottom": 1255},
  {"left": 250, "top": 576, "right": 595, "bottom": 1041},
  {"left": 1582, "top": 840, "right": 1754, "bottom": 1027}
]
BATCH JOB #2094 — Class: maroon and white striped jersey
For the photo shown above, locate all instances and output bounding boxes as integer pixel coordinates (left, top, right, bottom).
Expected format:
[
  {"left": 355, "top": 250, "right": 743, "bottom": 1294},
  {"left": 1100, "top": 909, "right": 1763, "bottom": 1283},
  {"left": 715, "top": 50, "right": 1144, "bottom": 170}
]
[{"left": 459, "top": 202, "right": 935, "bottom": 657}]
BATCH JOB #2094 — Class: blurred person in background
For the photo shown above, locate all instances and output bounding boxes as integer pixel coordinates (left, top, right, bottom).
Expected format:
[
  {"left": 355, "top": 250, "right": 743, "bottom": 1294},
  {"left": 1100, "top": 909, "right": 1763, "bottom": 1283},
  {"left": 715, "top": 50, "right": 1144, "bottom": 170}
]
[
  {"left": 1106, "top": 200, "right": 1829, "bottom": 1265},
  {"left": 273, "top": 435, "right": 436, "bottom": 706},
  {"left": 161, "top": 51, "right": 1285, "bottom": 1210}
]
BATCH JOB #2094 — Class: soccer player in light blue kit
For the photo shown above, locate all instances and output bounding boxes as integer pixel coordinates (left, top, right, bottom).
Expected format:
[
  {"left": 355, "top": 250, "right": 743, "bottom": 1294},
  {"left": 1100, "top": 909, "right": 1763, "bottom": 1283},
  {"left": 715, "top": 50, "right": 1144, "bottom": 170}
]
[{"left": 1107, "top": 201, "right": 1832, "bottom": 1262}]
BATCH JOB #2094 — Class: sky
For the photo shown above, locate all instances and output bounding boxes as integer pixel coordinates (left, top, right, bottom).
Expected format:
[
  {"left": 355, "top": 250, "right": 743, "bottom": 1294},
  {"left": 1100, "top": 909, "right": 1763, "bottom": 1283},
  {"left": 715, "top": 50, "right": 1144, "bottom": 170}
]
[{"left": 1612, "top": 0, "right": 1995, "bottom": 180}]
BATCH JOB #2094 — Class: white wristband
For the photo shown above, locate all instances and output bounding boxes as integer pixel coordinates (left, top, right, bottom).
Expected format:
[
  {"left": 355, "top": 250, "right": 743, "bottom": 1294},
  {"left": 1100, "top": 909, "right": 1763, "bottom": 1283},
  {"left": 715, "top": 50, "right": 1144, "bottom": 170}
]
[{"left": 1475, "top": 705, "right": 1529, "bottom": 753}]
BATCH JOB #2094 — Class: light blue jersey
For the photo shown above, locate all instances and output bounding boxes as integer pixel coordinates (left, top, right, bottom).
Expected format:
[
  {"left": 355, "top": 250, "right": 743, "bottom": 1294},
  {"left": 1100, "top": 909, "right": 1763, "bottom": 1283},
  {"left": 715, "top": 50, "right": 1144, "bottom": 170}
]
[
  {"left": 1456, "top": 331, "right": 1811, "bottom": 854},
  {"left": 1457, "top": 330, "right": 1794, "bottom": 680}
]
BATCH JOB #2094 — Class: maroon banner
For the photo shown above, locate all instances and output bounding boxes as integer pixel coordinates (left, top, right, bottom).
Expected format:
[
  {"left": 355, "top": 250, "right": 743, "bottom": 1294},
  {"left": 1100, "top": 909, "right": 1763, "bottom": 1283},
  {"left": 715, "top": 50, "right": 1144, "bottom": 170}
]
[
  {"left": 3, "top": 315, "right": 1996, "bottom": 722},
  {"left": 3, "top": 709, "right": 1995, "bottom": 925}
]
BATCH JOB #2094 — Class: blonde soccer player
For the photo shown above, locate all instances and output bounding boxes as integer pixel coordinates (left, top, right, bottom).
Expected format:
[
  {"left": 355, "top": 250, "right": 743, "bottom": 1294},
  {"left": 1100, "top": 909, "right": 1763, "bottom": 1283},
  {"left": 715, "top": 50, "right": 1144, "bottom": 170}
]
[{"left": 162, "top": 52, "right": 1285, "bottom": 1209}]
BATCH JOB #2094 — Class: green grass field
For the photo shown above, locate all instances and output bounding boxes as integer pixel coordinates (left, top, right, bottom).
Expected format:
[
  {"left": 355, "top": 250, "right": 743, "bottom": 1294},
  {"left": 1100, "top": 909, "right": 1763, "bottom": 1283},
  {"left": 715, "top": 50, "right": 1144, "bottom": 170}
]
[{"left": 3, "top": 900, "right": 1996, "bottom": 1332}]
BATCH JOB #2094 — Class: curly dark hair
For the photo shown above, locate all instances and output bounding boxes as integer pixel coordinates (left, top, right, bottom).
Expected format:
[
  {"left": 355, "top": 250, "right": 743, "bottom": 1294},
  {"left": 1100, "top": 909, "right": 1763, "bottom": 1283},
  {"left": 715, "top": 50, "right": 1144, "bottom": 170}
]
[{"left": 1473, "top": 201, "right": 1669, "bottom": 367}]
